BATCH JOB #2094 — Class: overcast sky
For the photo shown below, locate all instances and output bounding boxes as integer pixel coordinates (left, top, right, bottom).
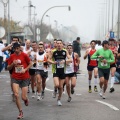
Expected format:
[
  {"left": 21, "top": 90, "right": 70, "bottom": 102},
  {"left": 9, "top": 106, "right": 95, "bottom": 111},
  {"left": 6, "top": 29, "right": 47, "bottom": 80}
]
[{"left": 0, "top": 0, "right": 119, "bottom": 42}]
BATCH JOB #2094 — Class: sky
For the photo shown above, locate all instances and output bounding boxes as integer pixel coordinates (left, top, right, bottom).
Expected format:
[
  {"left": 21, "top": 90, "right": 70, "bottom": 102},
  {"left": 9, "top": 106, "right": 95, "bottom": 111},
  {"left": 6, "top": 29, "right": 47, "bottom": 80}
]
[{"left": 0, "top": 0, "right": 119, "bottom": 42}]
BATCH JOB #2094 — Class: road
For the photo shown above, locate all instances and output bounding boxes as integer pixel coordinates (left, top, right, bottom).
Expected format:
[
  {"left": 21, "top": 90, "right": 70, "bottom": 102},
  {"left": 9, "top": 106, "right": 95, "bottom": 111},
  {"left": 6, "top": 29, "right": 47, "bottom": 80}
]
[{"left": 0, "top": 50, "right": 120, "bottom": 120}]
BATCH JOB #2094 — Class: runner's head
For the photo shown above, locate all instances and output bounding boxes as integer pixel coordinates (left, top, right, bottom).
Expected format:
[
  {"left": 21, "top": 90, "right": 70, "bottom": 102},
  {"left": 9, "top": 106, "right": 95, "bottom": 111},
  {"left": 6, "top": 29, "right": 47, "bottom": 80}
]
[
  {"left": 31, "top": 41, "right": 38, "bottom": 51},
  {"left": 67, "top": 44, "right": 73, "bottom": 54},
  {"left": 13, "top": 42, "right": 21, "bottom": 54},
  {"left": 53, "top": 39, "right": 57, "bottom": 48},
  {"left": 25, "top": 39, "right": 31, "bottom": 48},
  {"left": 38, "top": 43, "right": 44, "bottom": 52},
  {"left": 11, "top": 37, "right": 19, "bottom": 43},
  {"left": 102, "top": 40, "right": 109, "bottom": 49},
  {"left": 56, "top": 39, "right": 63, "bottom": 50},
  {"left": 90, "top": 40, "right": 96, "bottom": 49}
]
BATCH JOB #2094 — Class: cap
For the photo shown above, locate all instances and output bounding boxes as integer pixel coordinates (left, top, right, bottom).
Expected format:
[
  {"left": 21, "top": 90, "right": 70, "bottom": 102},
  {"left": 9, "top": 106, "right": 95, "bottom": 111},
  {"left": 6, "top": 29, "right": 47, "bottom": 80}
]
[{"left": 13, "top": 42, "right": 20, "bottom": 49}]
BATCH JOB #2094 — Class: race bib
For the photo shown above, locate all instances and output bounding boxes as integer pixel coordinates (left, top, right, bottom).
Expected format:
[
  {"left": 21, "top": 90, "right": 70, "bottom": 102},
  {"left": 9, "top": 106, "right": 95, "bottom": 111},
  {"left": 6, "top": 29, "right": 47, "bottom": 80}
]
[
  {"left": 15, "top": 65, "right": 23, "bottom": 73},
  {"left": 66, "top": 63, "right": 72, "bottom": 71},
  {"left": 101, "top": 62, "right": 107, "bottom": 66},
  {"left": 38, "top": 60, "right": 43, "bottom": 69},
  {"left": 57, "top": 59, "right": 64, "bottom": 68}
]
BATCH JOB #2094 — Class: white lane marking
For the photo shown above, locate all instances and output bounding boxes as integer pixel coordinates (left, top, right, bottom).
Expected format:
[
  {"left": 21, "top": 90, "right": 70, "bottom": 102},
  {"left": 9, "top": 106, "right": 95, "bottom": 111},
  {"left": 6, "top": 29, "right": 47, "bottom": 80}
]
[
  {"left": 76, "top": 94, "right": 82, "bottom": 96},
  {"left": 96, "top": 100, "right": 119, "bottom": 111},
  {"left": 45, "top": 77, "right": 54, "bottom": 92}
]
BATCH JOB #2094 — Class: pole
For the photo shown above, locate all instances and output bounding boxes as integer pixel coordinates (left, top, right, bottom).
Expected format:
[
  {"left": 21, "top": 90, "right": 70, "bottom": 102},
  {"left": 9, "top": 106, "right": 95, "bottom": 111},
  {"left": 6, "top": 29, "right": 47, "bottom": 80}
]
[
  {"left": 108, "top": 0, "right": 110, "bottom": 32},
  {"left": 118, "top": 0, "right": 120, "bottom": 40},
  {"left": 7, "top": 0, "right": 10, "bottom": 43},
  {"left": 112, "top": 0, "right": 114, "bottom": 31}
]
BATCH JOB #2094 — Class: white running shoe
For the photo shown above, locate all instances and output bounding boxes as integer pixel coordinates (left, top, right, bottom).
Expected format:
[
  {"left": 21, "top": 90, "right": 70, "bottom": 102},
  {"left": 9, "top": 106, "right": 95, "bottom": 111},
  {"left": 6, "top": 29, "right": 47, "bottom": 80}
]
[
  {"left": 57, "top": 100, "right": 62, "bottom": 106},
  {"left": 99, "top": 89, "right": 103, "bottom": 97},
  {"left": 37, "top": 95, "right": 41, "bottom": 101},
  {"left": 102, "top": 93, "right": 106, "bottom": 99},
  {"left": 32, "top": 93, "right": 36, "bottom": 98}
]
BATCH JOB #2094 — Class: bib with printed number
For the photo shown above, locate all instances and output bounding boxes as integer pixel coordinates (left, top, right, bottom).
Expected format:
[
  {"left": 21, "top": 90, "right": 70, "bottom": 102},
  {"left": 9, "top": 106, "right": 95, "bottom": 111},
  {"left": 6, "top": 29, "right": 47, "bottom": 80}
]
[
  {"left": 101, "top": 62, "right": 107, "bottom": 66},
  {"left": 38, "top": 60, "right": 44, "bottom": 69},
  {"left": 57, "top": 59, "right": 64, "bottom": 68},
  {"left": 15, "top": 65, "right": 23, "bottom": 73}
]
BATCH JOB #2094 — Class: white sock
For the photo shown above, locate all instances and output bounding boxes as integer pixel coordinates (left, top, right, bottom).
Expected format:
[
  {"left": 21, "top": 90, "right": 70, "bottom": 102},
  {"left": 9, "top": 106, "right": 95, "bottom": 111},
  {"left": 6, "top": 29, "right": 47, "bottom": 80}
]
[
  {"left": 88, "top": 80, "right": 91, "bottom": 86},
  {"left": 110, "top": 77, "right": 115, "bottom": 88},
  {"left": 94, "top": 78, "right": 97, "bottom": 86}
]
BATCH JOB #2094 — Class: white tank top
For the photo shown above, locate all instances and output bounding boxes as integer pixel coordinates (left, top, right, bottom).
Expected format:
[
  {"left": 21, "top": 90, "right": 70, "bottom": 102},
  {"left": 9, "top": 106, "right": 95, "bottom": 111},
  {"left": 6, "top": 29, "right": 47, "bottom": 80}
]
[
  {"left": 65, "top": 53, "right": 74, "bottom": 74},
  {"left": 37, "top": 52, "right": 46, "bottom": 70},
  {"left": 30, "top": 51, "right": 38, "bottom": 69}
]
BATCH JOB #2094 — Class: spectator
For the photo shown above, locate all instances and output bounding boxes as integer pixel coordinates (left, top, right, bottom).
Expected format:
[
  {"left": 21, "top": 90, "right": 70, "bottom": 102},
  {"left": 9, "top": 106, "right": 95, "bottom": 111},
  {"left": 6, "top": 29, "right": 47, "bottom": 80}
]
[{"left": 0, "top": 40, "right": 5, "bottom": 72}]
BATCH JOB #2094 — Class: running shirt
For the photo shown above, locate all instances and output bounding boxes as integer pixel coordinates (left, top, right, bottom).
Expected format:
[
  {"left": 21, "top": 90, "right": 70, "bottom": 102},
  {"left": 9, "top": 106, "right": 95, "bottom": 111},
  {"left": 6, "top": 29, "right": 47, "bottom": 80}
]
[
  {"left": 36, "top": 52, "right": 47, "bottom": 71},
  {"left": 30, "top": 51, "right": 38, "bottom": 69},
  {"left": 88, "top": 49, "right": 97, "bottom": 66},
  {"left": 8, "top": 52, "right": 30, "bottom": 80},
  {"left": 52, "top": 49, "right": 66, "bottom": 73},
  {"left": 91, "top": 48, "right": 114, "bottom": 69},
  {"left": 65, "top": 53, "right": 74, "bottom": 74}
]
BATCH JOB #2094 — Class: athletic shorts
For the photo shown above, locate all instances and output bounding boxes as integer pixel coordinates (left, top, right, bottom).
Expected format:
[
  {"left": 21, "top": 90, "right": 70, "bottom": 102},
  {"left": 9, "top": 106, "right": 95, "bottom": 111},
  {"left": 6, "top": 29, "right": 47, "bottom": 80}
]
[
  {"left": 98, "top": 68, "right": 110, "bottom": 80},
  {"left": 87, "top": 65, "right": 98, "bottom": 71},
  {"left": 110, "top": 63, "right": 116, "bottom": 68},
  {"left": 53, "top": 72, "right": 65, "bottom": 79},
  {"left": 36, "top": 70, "right": 48, "bottom": 79},
  {"left": 11, "top": 78, "right": 30, "bottom": 88},
  {"left": 29, "top": 69, "right": 36, "bottom": 76},
  {"left": 65, "top": 72, "right": 77, "bottom": 77}
]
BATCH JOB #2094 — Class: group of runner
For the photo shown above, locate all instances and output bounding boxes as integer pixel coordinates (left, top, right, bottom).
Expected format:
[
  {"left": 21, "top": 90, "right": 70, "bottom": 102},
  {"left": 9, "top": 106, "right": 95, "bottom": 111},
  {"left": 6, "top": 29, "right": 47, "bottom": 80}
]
[
  {"left": 1, "top": 38, "right": 80, "bottom": 119},
  {"left": 84, "top": 39, "right": 118, "bottom": 99},
  {"left": 1, "top": 37, "right": 119, "bottom": 119}
]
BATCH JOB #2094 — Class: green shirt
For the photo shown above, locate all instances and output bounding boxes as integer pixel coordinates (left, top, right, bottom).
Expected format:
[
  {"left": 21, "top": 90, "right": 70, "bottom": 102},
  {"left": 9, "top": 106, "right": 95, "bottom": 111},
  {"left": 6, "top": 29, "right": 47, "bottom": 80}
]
[{"left": 91, "top": 48, "right": 115, "bottom": 69}]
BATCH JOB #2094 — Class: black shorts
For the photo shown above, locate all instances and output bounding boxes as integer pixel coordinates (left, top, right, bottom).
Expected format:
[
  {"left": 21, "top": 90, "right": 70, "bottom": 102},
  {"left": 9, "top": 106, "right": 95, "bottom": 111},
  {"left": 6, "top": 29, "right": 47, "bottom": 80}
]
[
  {"left": 98, "top": 68, "right": 110, "bottom": 80},
  {"left": 29, "top": 69, "right": 36, "bottom": 76},
  {"left": 65, "top": 72, "right": 76, "bottom": 77},
  {"left": 36, "top": 70, "right": 48, "bottom": 79},
  {"left": 53, "top": 72, "right": 65, "bottom": 79},
  {"left": 11, "top": 78, "right": 30, "bottom": 88},
  {"left": 87, "top": 65, "right": 97, "bottom": 71},
  {"left": 110, "top": 63, "right": 116, "bottom": 68}
]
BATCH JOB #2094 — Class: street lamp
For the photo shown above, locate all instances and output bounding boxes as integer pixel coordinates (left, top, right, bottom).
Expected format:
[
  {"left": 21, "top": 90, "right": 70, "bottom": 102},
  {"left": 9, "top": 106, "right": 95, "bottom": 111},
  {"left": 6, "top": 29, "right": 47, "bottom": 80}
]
[
  {"left": 30, "top": 4, "right": 36, "bottom": 41},
  {"left": 40, "top": 5, "right": 71, "bottom": 41},
  {"left": 54, "top": 20, "right": 59, "bottom": 38}
]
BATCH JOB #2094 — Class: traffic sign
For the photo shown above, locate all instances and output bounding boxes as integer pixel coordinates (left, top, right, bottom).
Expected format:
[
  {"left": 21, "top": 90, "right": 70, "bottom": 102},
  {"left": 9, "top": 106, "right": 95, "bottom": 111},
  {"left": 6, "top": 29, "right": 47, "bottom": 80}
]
[
  {"left": 110, "top": 31, "right": 114, "bottom": 38},
  {"left": 36, "top": 28, "right": 40, "bottom": 34},
  {"left": 36, "top": 35, "right": 40, "bottom": 41},
  {"left": 0, "top": 26, "right": 5, "bottom": 38}
]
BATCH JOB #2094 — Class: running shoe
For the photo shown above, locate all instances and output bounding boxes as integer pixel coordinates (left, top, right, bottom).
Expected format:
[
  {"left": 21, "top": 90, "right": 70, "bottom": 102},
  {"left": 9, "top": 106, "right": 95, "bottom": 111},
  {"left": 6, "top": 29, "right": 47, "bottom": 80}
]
[
  {"left": 37, "top": 95, "right": 41, "bottom": 101},
  {"left": 109, "top": 87, "right": 115, "bottom": 93},
  {"left": 88, "top": 86, "right": 92, "bottom": 93},
  {"left": 99, "top": 89, "right": 103, "bottom": 97},
  {"left": 57, "top": 100, "right": 62, "bottom": 106},
  {"left": 17, "top": 110, "right": 23, "bottom": 119},
  {"left": 32, "top": 92, "right": 36, "bottom": 98},
  {"left": 41, "top": 91, "right": 44, "bottom": 99},
  {"left": 94, "top": 86, "right": 98, "bottom": 92},
  {"left": 67, "top": 97, "right": 72, "bottom": 102},
  {"left": 71, "top": 88, "right": 75, "bottom": 94},
  {"left": 52, "top": 92, "right": 57, "bottom": 98},
  {"left": 102, "top": 93, "right": 106, "bottom": 99},
  {"left": 24, "top": 99, "right": 29, "bottom": 106}
]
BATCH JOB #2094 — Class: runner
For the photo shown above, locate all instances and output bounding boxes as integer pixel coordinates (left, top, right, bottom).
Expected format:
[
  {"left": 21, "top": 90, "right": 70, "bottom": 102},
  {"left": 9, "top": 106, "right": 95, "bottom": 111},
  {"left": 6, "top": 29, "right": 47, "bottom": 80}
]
[
  {"left": 109, "top": 39, "right": 118, "bottom": 93},
  {"left": 2, "top": 37, "right": 19, "bottom": 101},
  {"left": 7, "top": 42, "right": 32, "bottom": 119},
  {"left": 48, "top": 39, "right": 72, "bottom": 106},
  {"left": 29, "top": 41, "right": 38, "bottom": 98},
  {"left": 65, "top": 44, "right": 80, "bottom": 102},
  {"left": 36, "top": 43, "right": 48, "bottom": 100},
  {"left": 91, "top": 40, "right": 114, "bottom": 99},
  {"left": 84, "top": 40, "right": 98, "bottom": 93}
]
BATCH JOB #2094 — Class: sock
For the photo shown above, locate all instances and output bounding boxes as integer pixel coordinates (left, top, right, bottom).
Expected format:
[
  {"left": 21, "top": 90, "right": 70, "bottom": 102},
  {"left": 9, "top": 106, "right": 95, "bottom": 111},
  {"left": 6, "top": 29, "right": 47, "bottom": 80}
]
[
  {"left": 88, "top": 80, "right": 91, "bottom": 86},
  {"left": 94, "top": 78, "right": 97, "bottom": 87},
  {"left": 110, "top": 77, "right": 115, "bottom": 88}
]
